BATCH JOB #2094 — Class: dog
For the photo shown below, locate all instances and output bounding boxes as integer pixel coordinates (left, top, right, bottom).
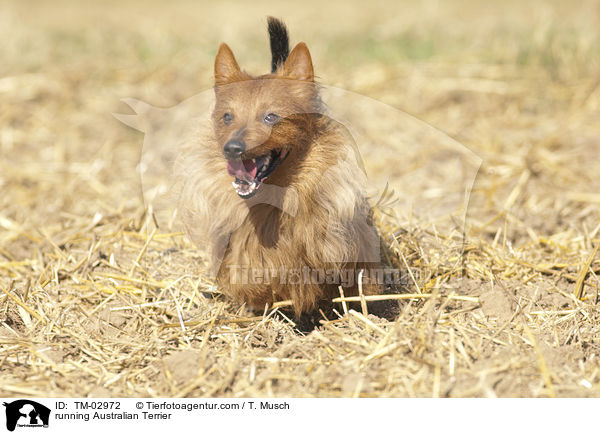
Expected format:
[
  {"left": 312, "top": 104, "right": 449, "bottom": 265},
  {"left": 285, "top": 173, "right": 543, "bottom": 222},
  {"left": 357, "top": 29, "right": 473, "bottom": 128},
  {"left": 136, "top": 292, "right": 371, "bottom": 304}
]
[{"left": 177, "top": 17, "right": 391, "bottom": 317}]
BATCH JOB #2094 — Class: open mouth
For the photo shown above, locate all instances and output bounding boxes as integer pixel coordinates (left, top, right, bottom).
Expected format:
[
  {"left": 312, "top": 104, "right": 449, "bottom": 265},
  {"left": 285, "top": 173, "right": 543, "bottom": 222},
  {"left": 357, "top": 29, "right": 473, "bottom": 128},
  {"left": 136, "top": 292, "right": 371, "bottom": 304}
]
[{"left": 226, "top": 148, "right": 289, "bottom": 198}]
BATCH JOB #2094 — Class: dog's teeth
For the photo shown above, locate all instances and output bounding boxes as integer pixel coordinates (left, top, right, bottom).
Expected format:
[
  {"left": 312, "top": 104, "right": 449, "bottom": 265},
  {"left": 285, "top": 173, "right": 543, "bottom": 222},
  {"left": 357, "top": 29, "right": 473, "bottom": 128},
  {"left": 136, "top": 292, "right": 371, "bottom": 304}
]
[
  {"left": 231, "top": 151, "right": 281, "bottom": 198},
  {"left": 232, "top": 175, "right": 264, "bottom": 198}
]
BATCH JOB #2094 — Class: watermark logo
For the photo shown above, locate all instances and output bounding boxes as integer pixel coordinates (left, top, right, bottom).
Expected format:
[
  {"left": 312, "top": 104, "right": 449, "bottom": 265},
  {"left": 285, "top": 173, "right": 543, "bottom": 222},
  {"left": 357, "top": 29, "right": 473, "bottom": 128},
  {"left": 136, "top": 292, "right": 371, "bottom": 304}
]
[
  {"left": 114, "top": 82, "right": 482, "bottom": 280},
  {"left": 3, "top": 400, "right": 50, "bottom": 431},
  {"left": 227, "top": 265, "right": 411, "bottom": 288}
]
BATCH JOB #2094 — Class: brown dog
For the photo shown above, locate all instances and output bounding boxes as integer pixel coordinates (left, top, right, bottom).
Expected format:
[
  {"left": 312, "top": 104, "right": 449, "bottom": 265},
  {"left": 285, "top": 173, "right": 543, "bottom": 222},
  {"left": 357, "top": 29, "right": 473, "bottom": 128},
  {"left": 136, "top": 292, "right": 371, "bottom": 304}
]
[{"left": 178, "top": 18, "right": 387, "bottom": 316}]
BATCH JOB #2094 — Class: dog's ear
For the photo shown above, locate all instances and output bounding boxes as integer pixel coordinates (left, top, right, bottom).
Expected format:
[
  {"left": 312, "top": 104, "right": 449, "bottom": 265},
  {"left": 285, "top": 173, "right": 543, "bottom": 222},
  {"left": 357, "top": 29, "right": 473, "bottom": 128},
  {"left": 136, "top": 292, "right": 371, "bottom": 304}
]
[
  {"left": 282, "top": 42, "right": 314, "bottom": 81},
  {"left": 215, "top": 43, "right": 241, "bottom": 85}
]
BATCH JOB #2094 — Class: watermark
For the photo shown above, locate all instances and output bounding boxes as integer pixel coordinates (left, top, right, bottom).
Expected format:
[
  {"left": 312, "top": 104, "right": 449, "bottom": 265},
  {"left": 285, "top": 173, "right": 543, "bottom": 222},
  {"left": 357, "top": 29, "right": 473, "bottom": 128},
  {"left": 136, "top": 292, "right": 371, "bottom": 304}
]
[
  {"left": 115, "top": 80, "right": 482, "bottom": 279},
  {"left": 226, "top": 265, "right": 410, "bottom": 287}
]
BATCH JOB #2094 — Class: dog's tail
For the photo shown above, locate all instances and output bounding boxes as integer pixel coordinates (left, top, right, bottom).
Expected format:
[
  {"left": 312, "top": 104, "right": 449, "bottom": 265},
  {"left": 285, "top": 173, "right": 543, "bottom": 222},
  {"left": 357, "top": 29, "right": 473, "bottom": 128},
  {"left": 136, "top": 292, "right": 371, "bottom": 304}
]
[{"left": 267, "top": 17, "right": 289, "bottom": 73}]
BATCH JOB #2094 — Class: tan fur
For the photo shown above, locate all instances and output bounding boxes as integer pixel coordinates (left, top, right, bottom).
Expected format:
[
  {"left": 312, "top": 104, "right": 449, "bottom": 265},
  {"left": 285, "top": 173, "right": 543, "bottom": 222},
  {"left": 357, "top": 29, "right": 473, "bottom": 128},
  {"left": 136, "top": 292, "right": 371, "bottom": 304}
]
[{"left": 176, "top": 33, "right": 383, "bottom": 316}]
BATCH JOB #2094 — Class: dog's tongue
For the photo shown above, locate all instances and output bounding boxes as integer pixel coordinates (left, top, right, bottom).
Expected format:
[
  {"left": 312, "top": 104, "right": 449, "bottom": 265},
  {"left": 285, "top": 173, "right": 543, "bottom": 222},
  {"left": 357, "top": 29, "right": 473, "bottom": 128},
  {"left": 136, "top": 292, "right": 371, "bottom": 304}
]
[{"left": 227, "top": 159, "right": 257, "bottom": 182}]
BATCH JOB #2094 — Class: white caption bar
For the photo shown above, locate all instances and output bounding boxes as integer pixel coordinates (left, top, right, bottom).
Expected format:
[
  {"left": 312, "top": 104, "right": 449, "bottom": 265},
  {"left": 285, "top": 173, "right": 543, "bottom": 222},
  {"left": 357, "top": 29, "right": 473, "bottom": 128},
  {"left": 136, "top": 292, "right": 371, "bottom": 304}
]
[{"left": 0, "top": 398, "right": 593, "bottom": 433}]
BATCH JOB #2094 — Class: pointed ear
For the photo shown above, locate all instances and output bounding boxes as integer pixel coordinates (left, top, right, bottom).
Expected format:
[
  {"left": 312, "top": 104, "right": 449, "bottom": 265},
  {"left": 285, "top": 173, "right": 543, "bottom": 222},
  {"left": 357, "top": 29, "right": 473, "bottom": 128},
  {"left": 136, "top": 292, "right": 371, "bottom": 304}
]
[
  {"left": 214, "top": 43, "right": 241, "bottom": 85},
  {"left": 282, "top": 42, "right": 314, "bottom": 81}
]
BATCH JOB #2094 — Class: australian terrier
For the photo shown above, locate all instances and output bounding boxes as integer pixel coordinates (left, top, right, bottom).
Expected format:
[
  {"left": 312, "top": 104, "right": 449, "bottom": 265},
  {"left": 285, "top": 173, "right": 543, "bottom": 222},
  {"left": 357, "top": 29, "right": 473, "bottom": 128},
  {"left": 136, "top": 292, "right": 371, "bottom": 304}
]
[{"left": 178, "top": 18, "right": 392, "bottom": 318}]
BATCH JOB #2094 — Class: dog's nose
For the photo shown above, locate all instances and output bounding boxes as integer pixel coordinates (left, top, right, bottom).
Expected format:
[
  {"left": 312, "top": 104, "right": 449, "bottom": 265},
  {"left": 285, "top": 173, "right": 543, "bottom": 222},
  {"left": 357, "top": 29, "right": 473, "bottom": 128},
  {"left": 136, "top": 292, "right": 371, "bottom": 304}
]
[{"left": 223, "top": 140, "right": 246, "bottom": 159}]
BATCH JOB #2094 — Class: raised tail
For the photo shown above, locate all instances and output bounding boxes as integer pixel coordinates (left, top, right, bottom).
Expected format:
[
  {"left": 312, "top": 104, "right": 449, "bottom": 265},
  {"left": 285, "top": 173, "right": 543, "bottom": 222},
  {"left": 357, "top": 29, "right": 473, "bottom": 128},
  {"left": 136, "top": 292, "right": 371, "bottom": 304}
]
[{"left": 267, "top": 17, "right": 290, "bottom": 73}]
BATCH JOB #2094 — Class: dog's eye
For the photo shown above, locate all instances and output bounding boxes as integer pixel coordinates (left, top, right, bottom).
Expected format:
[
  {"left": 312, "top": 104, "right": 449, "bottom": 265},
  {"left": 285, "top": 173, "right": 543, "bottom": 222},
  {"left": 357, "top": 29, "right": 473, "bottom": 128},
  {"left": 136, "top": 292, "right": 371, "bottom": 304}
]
[
  {"left": 223, "top": 112, "right": 234, "bottom": 125},
  {"left": 263, "top": 113, "right": 280, "bottom": 125}
]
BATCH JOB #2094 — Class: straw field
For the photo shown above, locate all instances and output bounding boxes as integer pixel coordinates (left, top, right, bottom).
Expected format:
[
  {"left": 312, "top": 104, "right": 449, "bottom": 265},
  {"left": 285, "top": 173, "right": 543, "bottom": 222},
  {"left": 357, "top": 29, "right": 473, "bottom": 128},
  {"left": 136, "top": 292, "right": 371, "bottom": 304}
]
[{"left": 1, "top": 0, "right": 599, "bottom": 397}]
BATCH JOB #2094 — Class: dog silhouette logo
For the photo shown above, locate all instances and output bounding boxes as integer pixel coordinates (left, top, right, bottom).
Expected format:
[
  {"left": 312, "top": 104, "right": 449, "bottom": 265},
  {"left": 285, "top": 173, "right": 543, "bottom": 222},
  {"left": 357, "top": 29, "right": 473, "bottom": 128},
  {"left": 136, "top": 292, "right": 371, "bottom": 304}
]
[
  {"left": 114, "top": 87, "right": 482, "bottom": 277},
  {"left": 3, "top": 400, "right": 50, "bottom": 431},
  {"left": 115, "top": 95, "right": 386, "bottom": 276}
]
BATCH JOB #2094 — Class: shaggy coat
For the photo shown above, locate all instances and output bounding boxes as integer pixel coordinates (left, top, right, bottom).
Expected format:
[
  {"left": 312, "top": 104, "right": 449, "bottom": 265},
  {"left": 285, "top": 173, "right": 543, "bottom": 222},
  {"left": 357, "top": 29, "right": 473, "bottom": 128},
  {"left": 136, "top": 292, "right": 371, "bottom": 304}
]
[{"left": 177, "top": 19, "right": 383, "bottom": 315}]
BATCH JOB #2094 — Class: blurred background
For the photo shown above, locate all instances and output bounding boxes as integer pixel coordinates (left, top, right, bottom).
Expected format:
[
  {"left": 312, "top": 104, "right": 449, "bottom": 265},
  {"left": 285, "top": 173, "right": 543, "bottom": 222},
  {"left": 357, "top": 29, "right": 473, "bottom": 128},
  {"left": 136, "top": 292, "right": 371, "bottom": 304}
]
[{"left": 2, "top": 0, "right": 599, "bottom": 231}]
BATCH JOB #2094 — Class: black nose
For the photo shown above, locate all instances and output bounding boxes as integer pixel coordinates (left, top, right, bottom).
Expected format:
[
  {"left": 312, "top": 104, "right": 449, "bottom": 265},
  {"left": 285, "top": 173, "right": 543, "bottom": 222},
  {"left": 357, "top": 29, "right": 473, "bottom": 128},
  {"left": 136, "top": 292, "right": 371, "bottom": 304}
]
[{"left": 223, "top": 140, "right": 245, "bottom": 159}]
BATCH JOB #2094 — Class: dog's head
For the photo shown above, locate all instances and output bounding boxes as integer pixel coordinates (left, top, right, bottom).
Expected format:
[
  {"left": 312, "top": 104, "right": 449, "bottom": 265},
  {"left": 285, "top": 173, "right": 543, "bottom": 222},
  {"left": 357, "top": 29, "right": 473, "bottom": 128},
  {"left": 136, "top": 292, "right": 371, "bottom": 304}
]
[{"left": 212, "top": 40, "right": 321, "bottom": 199}]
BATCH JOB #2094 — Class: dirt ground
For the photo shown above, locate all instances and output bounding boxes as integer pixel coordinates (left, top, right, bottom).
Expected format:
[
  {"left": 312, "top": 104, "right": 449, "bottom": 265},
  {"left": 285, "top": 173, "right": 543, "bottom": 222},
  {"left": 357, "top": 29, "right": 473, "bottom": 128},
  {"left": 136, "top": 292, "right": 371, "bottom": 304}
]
[{"left": 1, "top": 0, "right": 599, "bottom": 397}]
